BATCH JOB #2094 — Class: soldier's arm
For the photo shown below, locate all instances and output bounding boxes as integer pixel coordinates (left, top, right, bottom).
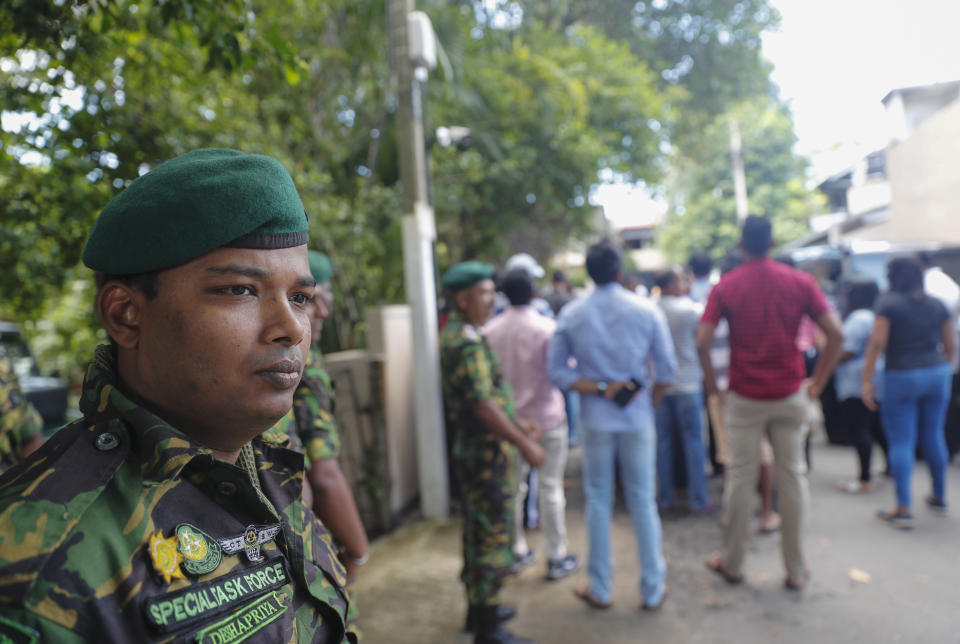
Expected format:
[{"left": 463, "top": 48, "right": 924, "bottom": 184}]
[
  {"left": 295, "top": 371, "right": 369, "bottom": 582},
  {"left": 307, "top": 458, "right": 369, "bottom": 583},
  {"left": 474, "top": 400, "right": 544, "bottom": 468}
]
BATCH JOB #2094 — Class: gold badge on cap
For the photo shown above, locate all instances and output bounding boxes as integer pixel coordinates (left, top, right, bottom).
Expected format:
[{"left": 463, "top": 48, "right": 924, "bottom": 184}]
[{"left": 149, "top": 530, "right": 186, "bottom": 584}]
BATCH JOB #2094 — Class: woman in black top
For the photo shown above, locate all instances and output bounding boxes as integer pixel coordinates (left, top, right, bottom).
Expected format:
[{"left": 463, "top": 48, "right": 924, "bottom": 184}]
[{"left": 862, "top": 257, "right": 954, "bottom": 529}]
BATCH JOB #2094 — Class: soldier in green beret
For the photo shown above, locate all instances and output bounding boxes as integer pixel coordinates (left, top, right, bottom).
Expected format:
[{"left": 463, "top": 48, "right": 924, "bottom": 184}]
[
  {"left": 0, "top": 149, "right": 356, "bottom": 643},
  {"left": 0, "top": 355, "right": 44, "bottom": 476},
  {"left": 272, "top": 251, "right": 369, "bottom": 582},
  {"left": 440, "top": 261, "right": 545, "bottom": 644}
]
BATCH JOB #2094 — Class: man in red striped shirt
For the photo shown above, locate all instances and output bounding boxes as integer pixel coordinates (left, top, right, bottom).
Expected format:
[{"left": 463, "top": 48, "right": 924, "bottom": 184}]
[{"left": 696, "top": 215, "right": 842, "bottom": 590}]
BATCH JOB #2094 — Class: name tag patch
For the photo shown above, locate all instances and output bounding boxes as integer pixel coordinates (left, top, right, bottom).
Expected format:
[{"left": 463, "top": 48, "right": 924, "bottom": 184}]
[
  {"left": 193, "top": 591, "right": 289, "bottom": 644},
  {"left": 145, "top": 560, "right": 288, "bottom": 633},
  {"left": 0, "top": 616, "right": 39, "bottom": 644}
]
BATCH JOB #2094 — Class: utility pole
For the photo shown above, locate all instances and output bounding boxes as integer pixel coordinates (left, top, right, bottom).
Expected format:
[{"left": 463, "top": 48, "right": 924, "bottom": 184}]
[
  {"left": 387, "top": 0, "right": 449, "bottom": 520},
  {"left": 729, "top": 118, "right": 749, "bottom": 223}
]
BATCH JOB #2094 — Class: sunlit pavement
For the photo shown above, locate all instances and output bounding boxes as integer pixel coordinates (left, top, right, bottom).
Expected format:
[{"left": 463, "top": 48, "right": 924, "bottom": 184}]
[{"left": 356, "top": 432, "right": 960, "bottom": 643}]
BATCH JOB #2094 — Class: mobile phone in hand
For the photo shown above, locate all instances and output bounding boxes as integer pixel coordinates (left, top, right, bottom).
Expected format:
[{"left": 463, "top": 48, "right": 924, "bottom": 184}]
[{"left": 613, "top": 378, "right": 644, "bottom": 407}]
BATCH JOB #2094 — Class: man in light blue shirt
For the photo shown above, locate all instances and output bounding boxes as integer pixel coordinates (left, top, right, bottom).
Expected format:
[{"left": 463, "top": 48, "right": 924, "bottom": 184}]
[{"left": 547, "top": 240, "right": 677, "bottom": 611}]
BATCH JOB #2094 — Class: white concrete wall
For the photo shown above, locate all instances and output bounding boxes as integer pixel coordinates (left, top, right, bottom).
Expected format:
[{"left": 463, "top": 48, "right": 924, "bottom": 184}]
[{"left": 365, "top": 305, "right": 418, "bottom": 516}]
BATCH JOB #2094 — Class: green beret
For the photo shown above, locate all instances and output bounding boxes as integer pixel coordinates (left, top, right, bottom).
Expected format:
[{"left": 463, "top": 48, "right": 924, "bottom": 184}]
[
  {"left": 308, "top": 250, "right": 333, "bottom": 283},
  {"left": 442, "top": 261, "right": 495, "bottom": 292},
  {"left": 82, "top": 148, "right": 309, "bottom": 274}
]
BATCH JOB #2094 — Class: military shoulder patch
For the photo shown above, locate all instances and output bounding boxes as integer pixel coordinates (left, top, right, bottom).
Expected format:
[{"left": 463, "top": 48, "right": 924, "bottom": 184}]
[
  {"left": 192, "top": 590, "right": 288, "bottom": 644},
  {"left": 462, "top": 325, "right": 481, "bottom": 342},
  {"left": 144, "top": 559, "right": 289, "bottom": 633},
  {"left": 176, "top": 524, "right": 222, "bottom": 576},
  {"left": 0, "top": 616, "right": 39, "bottom": 644}
]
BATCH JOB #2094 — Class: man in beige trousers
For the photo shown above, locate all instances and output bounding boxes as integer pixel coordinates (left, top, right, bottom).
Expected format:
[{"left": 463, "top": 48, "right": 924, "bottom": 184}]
[{"left": 696, "top": 216, "right": 842, "bottom": 590}]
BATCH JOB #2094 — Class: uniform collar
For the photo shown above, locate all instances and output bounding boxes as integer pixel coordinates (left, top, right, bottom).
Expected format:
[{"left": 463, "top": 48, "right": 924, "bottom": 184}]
[{"left": 79, "top": 344, "right": 227, "bottom": 485}]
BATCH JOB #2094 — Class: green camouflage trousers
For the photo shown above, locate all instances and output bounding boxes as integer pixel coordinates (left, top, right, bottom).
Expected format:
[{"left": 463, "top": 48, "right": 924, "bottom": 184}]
[{"left": 454, "top": 436, "right": 517, "bottom": 606}]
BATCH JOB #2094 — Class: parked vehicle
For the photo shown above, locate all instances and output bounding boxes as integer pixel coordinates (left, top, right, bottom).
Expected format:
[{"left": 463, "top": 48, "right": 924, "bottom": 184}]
[
  {"left": 778, "top": 241, "right": 960, "bottom": 447},
  {"left": 779, "top": 240, "right": 960, "bottom": 307},
  {"left": 0, "top": 322, "right": 69, "bottom": 430}
]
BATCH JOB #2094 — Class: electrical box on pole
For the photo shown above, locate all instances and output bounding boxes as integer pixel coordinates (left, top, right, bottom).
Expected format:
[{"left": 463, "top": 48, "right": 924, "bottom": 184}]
[{"left": 407, "top": 11, "right": 437, "bottom": 71}]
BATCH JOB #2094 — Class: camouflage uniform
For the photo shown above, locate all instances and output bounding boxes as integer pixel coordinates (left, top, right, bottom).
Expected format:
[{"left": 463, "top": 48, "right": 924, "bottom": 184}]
[
  {"left": 275, "top": 348, "right": 340, "bottom": 464},
  {"left": 0, "top": 345, "right": 355, "bottom": 643},
  {"left": 0, "top": 356, "right": 42, "bottom": 476},
  {"left": 271, "top": 347, "right": 360, "bottom": 641},
  {"left": 440, "top": 311, "right": 517, "bottom": 606}
]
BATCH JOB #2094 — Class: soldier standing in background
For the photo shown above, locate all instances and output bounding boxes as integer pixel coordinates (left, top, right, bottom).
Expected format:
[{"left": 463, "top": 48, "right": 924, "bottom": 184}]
[
  {"left": 274, "top": 250, "right": 370, "bottom": 582},
  {"left": 0, "top": 149, "right": 355, "bottom": 643},
  {"left": 440, "top": 261, "right": 544, "bottom": 644},
  {"left": 0, "top": 355, "right": 44, "bottom": 475}
]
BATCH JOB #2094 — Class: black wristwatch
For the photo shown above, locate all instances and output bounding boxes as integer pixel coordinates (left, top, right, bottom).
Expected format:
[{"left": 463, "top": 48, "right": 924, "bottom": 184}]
[{"left": 596, "top": 381, "right": 608, "bottom": 394}]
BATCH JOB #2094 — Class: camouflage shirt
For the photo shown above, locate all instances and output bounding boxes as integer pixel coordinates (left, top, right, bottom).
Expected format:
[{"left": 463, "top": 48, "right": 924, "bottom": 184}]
[
  {"left": 0, "top": 356, "right": 42, "bottom": 476},
  {"left": 0, "top": 345, "right": 354, "bottom": 644},
  {"left": 274, "top": 348, "right": 340, "bottom": 464},
  {"left": 440, "top": 312, "right": 516, "bottom": 462}
]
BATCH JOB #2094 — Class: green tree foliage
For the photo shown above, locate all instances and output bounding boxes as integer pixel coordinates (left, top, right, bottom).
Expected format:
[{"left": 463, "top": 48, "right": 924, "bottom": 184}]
[
  {"left": 425, "top": 10, "right": 664, "bottom": 264},
  {"left": 512, "top": 1, "right": 817, "bottom": 263},
  {"left": 657, "top": 97, "right": 824, "bottom": 263},
  {"left": 513, "top": 0, "right": 779, "bottom": 146},
  {"left": 1, "top": 0, "right": 399, "bottom": 382}
]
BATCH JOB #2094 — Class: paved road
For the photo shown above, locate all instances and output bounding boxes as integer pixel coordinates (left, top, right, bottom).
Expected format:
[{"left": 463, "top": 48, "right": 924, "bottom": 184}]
[{"left": 356, "top": 435, "right": 960, "bottom": 643}]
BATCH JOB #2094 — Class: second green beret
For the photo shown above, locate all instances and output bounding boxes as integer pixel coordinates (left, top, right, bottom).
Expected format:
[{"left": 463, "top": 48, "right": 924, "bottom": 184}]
[
  {"left": 442, "top": 261, "right": 495, "bottom": 292},
  {"left": 308, "top": 250, "right": 333, "bottom": 283},
  {"left": 82, "top": 148, "right": 309, "bottom": 274}
]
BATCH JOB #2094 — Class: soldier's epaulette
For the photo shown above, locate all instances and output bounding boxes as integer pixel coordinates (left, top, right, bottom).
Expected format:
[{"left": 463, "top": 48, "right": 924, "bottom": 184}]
[
  {"left": 260, "top": 425, "right": 291, "bottom": 448},
  {"left": 460, "top": 324, "right": 482, "bottom": 343},
  {"left": 0, "top": 417, "right": 128, "bottom": 593}
]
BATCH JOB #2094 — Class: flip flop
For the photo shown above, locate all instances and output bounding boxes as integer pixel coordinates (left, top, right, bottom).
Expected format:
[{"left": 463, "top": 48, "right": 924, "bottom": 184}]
[
  {"left": 784, "top": 569, "right": 810, "bottom": 591},
  {"left": 758, "top": 513, "right": 781, "bottom": 534},
  {"left": 705, "top": 554, "right": 743, "bottom": 585},
  {"left": 574, "top": 582, "right": 612, "bottom": 610}
]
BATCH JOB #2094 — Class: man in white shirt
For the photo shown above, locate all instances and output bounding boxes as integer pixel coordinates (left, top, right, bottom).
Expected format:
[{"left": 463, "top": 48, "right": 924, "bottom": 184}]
[
  {"left": 920, "top": 252, "right": 960, "bottom": 319},
  {"left": 919, "top": 251, "right": 960, "bottom": 459}
]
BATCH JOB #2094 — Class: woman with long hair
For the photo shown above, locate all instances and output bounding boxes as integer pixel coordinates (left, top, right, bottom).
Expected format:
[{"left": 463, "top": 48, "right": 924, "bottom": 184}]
[
  {"left": 834, "top": 277, "right": 887, "bottom": 493},
  {"left": 862, "top": 257, "right": 955, "bottom": 528}
]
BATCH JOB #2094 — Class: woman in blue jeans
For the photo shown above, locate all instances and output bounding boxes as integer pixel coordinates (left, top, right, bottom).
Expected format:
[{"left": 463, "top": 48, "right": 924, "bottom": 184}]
[{"left": 862, "top": 256, "right": 955, "bottom": 529}]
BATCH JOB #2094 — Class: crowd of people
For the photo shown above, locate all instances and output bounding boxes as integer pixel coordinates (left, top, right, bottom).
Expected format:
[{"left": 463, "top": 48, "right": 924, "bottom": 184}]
[{"left": 440, "top": 215, "right": 959, "bottom": 644}]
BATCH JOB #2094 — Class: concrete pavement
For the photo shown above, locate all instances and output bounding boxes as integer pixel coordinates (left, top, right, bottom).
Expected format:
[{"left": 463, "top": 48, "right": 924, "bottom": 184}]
[{"left": 355, "top": 435, "right": 960, "bottom": 643}]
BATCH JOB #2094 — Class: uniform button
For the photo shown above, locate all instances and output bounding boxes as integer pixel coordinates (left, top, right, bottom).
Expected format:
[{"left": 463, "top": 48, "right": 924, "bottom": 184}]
[
  {"left": 217, "top": 481, "right": 237, "bottom": 496},
  {"left": 95, "top": 432, "right": 120, "bottom": 451}
]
